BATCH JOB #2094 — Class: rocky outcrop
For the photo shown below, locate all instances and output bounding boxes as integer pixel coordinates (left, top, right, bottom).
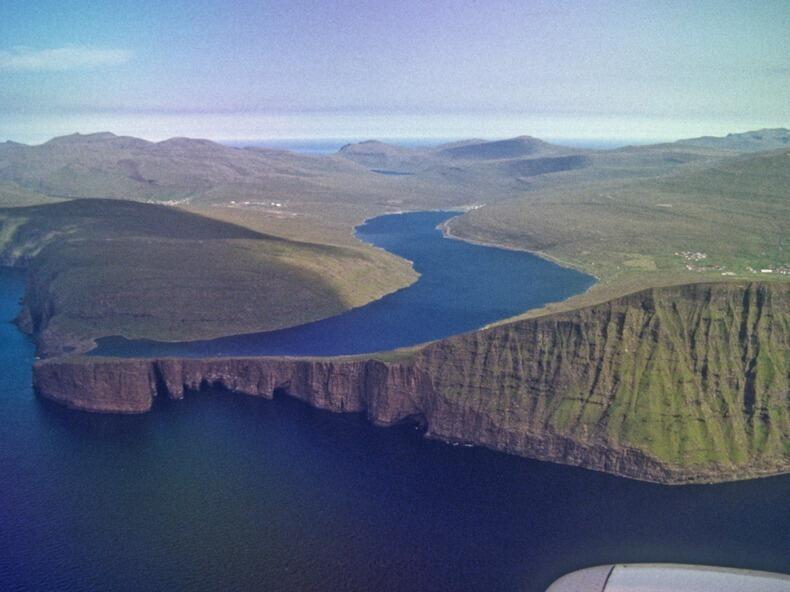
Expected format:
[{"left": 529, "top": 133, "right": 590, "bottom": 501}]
[{"left": 34, "top": 282, "right": 789, "bottom": 484}]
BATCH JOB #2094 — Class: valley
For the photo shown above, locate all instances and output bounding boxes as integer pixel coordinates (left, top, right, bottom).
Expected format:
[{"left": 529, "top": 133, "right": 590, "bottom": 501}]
[{"left": 0, "top": 129, "right": 787, "bottom": 485}]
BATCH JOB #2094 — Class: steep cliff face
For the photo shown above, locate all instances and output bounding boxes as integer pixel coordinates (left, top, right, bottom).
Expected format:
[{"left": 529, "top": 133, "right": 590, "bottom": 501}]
[
  {"left": 411, "top": 281, "right": 788, "bottom": 482},
  {"left": 34, "top": 282, "right": 789, "bottom": 484}
]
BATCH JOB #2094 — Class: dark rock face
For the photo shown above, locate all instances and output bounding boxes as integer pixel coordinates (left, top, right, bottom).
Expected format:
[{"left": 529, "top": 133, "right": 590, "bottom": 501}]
[{"left": 33, "top": 282, "right": 789, "bottom": 484}]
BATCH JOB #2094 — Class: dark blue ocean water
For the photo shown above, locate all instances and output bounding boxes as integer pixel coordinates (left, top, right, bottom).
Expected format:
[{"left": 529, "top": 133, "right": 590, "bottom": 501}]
[
  {"left": 0, "top": 268, "right": 788, "bottom": 592},
  {"left": 91, "top": 211, "right": 595, "bottom": 357}
]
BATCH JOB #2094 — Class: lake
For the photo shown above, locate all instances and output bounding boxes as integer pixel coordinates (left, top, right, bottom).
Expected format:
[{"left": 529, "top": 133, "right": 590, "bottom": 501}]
[
  {"left": 91, "top": 211, "right": 595, "bottom": 357},
  {"left": 1, "top": 212, "right": 788, "bottom": 591}
]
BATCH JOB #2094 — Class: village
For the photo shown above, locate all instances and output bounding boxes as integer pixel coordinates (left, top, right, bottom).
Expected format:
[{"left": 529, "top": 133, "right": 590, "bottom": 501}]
[{"left": 675, "top": 251, "right": 788, "bottom": 276}]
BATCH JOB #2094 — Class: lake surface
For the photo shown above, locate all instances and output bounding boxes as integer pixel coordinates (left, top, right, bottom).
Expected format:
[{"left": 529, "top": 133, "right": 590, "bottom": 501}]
[
  {"left": 0, "top": 267, "right": 788, "bottom": 592},
  {"left": 91, "top": 211, "right": 596, "bottom": 357}
]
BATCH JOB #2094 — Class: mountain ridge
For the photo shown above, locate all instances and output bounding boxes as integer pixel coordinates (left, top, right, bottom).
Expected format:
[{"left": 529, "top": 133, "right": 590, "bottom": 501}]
[{"left": 676, "top": 127, "right": 790, "bottom": 152}]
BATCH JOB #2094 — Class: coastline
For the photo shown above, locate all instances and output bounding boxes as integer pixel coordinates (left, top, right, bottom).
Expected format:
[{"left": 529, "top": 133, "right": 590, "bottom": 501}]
[
  {"left": 32, "top": 281, "right": 790, "bottom": 485},
  {"left": 438, "top": 215, "right": 599, "bottom": 279},
  {"left": 7, "top": 207, "right": 787, "bottom": 487}
]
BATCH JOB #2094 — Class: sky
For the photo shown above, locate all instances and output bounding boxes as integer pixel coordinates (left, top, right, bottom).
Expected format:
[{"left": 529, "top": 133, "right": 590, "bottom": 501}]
[{"left": 1, "top": 0, "right": 789, "bottom": 144}]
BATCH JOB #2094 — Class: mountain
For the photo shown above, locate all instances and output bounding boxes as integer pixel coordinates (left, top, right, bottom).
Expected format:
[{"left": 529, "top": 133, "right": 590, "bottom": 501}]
[
  {"left": 676, "top": 128, "right": 790, "bottom": 152},
  {"left": 435, "top": 135, "right": 570, "bottom": 160},
  {"left": 0, "top": 132, "right": 367, "bottom": 204},
  {"left": 334, "top": 134, "right": 737, "bottom": 189},
  {"left": 336, "top": 135, "right": 574, "bottom": 170},
  {"left": 448, "top": 147, "right": 790, "bottom": 294},
  {"left": 1, "top": 133, "right": 530, "bottom": 223},
  {"left": 337, "top": 139, "right": 431, "bottom": 170},
  {"left": 433, "top": 138, "right": 486, "bottom": 150},
  {"left": 0, "top": 132, "right": 786, "bottom": 290},
  {"left": 1, "top": 131, "right": 749, "bottom": 214}
]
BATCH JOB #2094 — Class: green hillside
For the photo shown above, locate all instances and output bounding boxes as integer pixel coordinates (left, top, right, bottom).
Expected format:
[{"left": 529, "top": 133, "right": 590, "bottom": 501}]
[
  {"left": 413, "top": 281, "right": 789, "bottom": 480},
  {"left": 0, "top": 199, "right": 416, "bottom": 355},
  {"left": 448, "top": 148, "right": 790, "bottom": 316}
]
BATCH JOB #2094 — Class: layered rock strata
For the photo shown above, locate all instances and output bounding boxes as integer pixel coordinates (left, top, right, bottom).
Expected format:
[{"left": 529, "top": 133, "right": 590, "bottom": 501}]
[{"left": 34, "top": 282, "right": 789, "bottom": 484}]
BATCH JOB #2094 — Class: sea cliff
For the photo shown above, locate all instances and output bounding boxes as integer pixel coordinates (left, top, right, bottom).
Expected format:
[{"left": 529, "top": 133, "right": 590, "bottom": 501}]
[{"left": 34, "top": 281, "right": 789, "bottom": 484}]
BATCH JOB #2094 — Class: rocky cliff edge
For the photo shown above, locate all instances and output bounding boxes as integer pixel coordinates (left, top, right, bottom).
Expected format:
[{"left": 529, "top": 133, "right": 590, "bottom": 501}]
[{"left": 33, "top": 282, "right": 789, "bottom": 484}]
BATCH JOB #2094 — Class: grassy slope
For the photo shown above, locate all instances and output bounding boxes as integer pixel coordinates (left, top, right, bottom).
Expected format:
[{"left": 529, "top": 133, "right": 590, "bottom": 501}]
[
  {"left": 550, "top": 283, "right": 788, "bottom": 467},
  {"left": 448, "top": 148, "right": 789, "bottom": 321},
  {"left": 2, "top": 132, "right": 786, "bottom": 351},
  {"left": 415, "top": 281, "right": 788, "bottom": 478},
  {"left": 0, "top": 181, "right": 63, "bottom": 207},
  {"left": 3, "top": 132, "right": 787, "bottom": 476},
  {"left": 0, "top": 199, "right": 415, "bottom": 354},
  {"left": 1, "top": 133, "right": 731, "bottom": 247}
]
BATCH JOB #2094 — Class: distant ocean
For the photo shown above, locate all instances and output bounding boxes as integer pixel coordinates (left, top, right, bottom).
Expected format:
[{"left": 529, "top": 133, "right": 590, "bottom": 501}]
[{"left": 222, "top": 138, "right": 650, "bottom": 154}]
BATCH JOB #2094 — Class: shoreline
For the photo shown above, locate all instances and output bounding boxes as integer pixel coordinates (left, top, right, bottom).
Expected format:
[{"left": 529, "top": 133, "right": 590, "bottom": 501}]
[
  {"left": 438, "top": 215, "right": 600, "bottom": 280},
  {"left": 31, "top": 281, "right": 790, "bottom": 485},
  {"left": 78, "top": 208, "right": 593, "bottom": 359}
]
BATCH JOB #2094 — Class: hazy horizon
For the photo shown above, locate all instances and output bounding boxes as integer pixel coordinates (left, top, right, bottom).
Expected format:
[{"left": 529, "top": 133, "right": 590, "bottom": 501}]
[
  {"left": 0, "top": 116, "right": 790, "bottom": 148},
  {"left": 6, "top": 126, "right": 790, "bottom": 152},
  {"left": 2, "top": 0, "right": 789, "bottom": 144}
]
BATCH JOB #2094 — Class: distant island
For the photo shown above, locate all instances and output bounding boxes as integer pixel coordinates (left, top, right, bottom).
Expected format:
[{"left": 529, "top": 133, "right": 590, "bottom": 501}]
[{"left": 1, "top": 129, "right": 788, "bottom": 484}]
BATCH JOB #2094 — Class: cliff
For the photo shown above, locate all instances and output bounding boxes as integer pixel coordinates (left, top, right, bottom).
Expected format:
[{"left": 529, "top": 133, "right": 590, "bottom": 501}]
[{"left": 34, "top": 282, "right": 789, "bottom": 484}]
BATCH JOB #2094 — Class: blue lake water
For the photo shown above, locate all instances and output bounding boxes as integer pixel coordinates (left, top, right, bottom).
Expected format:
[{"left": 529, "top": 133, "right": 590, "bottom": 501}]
[
  {"left": 0, "top": 267, "right": 788, "bottom": 592},
  {"left": 91, "top": 211, "right": 596, "bottom": 357}
]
